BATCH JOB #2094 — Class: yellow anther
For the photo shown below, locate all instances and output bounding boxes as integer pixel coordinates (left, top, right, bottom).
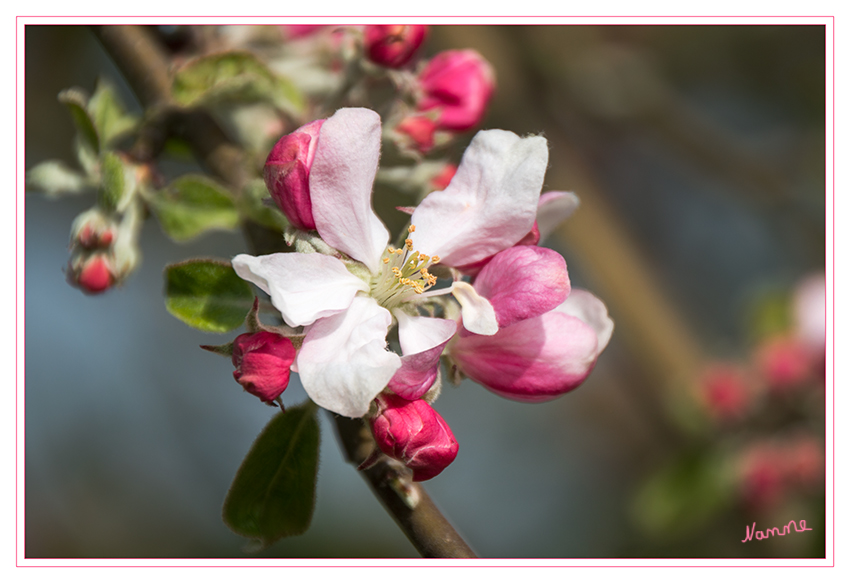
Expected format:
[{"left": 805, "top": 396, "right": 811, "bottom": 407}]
[
  {"left": 395, "top": 249, "right": 404, "bottom": 255},
  {"left": 431, "top": 255, "right": 440, "bottom": 264},
  {"left": 383, "top": 257, "right": 390, "bottom": 264},
  {"left": 405, "top": 238, "right": 413, "bottom": 250},
  {"left": 408, "top": 225, "right": 416, "bottom": 233},
  {"left": 388, "top": 245, "right": 396, "bottom": 253},
  {"left": 419, "top": 267, "right": 429, "bottom": 276}
]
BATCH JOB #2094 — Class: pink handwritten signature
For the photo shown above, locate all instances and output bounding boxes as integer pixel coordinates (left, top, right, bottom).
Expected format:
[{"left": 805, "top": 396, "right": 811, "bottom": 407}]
[{"left": 742, "top": 519, "right": 812, "bottom": 543}]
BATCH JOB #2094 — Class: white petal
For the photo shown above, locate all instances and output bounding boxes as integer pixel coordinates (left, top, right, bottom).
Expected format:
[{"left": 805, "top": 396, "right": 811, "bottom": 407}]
[
  {"left": 536, "top": 191, "right": 580, "bottom": 241},
  {"left": 394, "top": 310, "right": 458, "bottom": 356},
  {"left": 409, "top": 130, "right": 548, "bottom": 266},
  {"left": 232, "top": 253, "right": 368, "bottom": 327},
  {"left": 554, "top": 288, "right": 614, "bottom": 354},
  {"left": 297, "top": 297, "right": 401, "bottom": 418},
  {"left": 310, "top": 108, "right": 389, "bottom": 273},
  {"left": 451, "top": 281, "right": 498, "bottom": 336}
]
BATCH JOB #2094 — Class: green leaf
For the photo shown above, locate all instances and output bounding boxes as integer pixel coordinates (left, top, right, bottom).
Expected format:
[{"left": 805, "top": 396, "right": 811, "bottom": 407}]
[
  {"left": 88, "top": 79, "right": 139, "bottom": 147},
  {"left": 164, "top": 259, "right": 254, "bottom": 332},
  {"left": 631, "top": 449, "right": 736, "bottom": 539},
  {"left": 151, "top": 175, "right": 240, "bottom": 241},
  {"left": 172, "top": 51, "right": 304, "bottom": 115},
  {"left": 98, "top": 151, "right": 132, "bottom": 211},
  {"left": 59, "top": 88, "right": 99, "bottom": 157},
  {"left": 26, "top": 160, "right": 90, "bottom": 198},
  {"left": 223, "top": 402, "right": 320, "bottom": 548},
  {"left": 238, "top": 178, "right": 288, "bottom": 231}
]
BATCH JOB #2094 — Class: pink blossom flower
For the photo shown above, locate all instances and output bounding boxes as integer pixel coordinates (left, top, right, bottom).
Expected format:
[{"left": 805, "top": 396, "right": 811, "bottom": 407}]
[
  {"left": 394, "top": 115, "right": 438, "bottom": 153},
  {"left": 417, "top": 49, "right": 495, "bottom": 132},
  {"left": 793, "top": 272, "right": 826, "bottom": 373},
  {"left": 231, "top": 331, "right": 296, "bottom": 404},
  {"left": 755, "top": 335, "right": 812, "bottom": 391},
  {"left": 448, "top": 246, "right": 613, "bottom": 402},
  {"left": 364, "top": 25, "right": 427, "bottom": 68},
  {"left": 264, "top": 119, "right": 325, "bottom": 231},
  {"left": 234, "top": 108, "right": 549, "bottom": 417},
  {"left": 370, "top": 393, "right": 459, "bottom": 481}
]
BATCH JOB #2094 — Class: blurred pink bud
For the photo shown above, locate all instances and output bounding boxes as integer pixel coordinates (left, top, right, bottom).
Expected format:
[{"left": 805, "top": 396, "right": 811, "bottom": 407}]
[
  {"left": 430, "top": 163, "right": 457, "bottom": 191},
  {"left": 370, "top": 394, "right": 459, "bottom": 481},
  {"left": 698, "top": 364, "right": 753, "bottom": 421},
  {"left": 231, "top": 332, "right": 296, "bottom": 404},
  {"left": 737, "top": 443, "right": 787, "bottom": 510},
  {"left": 70, "top": 254, "right": 114, "bottom": 295},
  {"left": 70, "top": 210, "right": 116, "bottom": 250},
  {"left": 395, "top": 115, "right": 437, "bottom": 153},
  {"left": 364, "top": 25, "right": 427, "bottom": 68},
  {"left": 417, "top": 49, "right": 495, "bottom": 131},
  {"left": 782, "top": 436, "right": 824, "bottom": 488},
  {"left": 281, "top": 25, "right": 327, "bottom": 39},
  {"left": 755, "top": 335, "right": 812, "bottom": 391},
  {"left": 793, "top": 272, "right": 826, "bottom": 365},
  {"left": 264, "top": 119, "right": 325, "bottom": 231}
]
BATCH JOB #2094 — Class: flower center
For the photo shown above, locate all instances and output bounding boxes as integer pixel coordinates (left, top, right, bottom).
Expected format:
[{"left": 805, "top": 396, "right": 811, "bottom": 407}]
[{"left": 371, "top": 225, "right": 440, "bottom": 310}]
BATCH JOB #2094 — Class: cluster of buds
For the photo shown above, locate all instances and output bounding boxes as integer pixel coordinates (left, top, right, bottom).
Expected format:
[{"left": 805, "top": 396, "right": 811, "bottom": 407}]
[
  {"left": 735, "top": 435, "right": 824, "bottom": 511},
  {"left": 225, "top": 106, "right": 612, "bottom": 482},
  {"left": 66, "top": 205, "right": 141, "bottom": 295}
]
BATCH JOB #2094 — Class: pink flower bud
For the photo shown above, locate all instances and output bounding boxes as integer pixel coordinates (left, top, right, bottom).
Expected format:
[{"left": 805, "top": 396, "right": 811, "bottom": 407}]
[
  {"left": 370, "top": 394, "right": 459, "bottom": 481},
  {"left": 394, "top": 115, "right": 438, "bottom": 153},
  {"left": 70, "top": 254, "right": 115, "bottom": 294},
  {"left": 264, "top": 119, "right": 325, "bottom": 231},
  {"left": 70, "top": 210, "right": 117, "bottom": 250},
  {"left": 698, "top": 364, "right": 753, "bottom": 421},
  {"left": 430, "top": 163, "right": 457, "bottom": 191},
  {"left": 231, "top": 332, "right": 296, "bottom": 404},
  {"left": 755, "top": 335, "right": 812, "bottom": 391},
  {"left": 417, "top": 49, "right": 495, "bottom": 131},
  {"left": 364, "top": 25, "right": 427, "bottom": 68}
]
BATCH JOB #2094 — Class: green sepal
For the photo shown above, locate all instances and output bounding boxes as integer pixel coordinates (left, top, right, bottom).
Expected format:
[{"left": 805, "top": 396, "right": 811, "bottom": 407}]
[
  {"left": 172, "top": 51, "right": 305, "bottom": 116},
  {"left": 200, "top": 341, "right": 234, "bottom": 358},
  {"left": 164, "top": 259, "right": 254, "bottom": 333},
  {"left": 223, "top": 402, "right": 320, "bottom": 549},
  {"left": 151, "top": 175, "right": 240, "bottom": 242}
]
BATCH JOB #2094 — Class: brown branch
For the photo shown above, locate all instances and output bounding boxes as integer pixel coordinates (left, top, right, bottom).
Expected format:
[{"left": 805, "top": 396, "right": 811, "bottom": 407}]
[
  {"left": 332, "top": 415, "right": 476, "bottom": 558},
  {"left": 90, "top": 23, "right": 475, "bottom": 559}
]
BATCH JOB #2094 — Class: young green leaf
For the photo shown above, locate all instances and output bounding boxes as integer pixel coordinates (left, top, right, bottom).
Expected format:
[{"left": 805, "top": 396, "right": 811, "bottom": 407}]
[
  {"left": 98, "top": 151, "right": 134, "bottom": 212},
  {"left": 26, "top": 160, "right": 90, "bottom": 198},
  {"left": 88, "top": 79, "right": 139, "bottom": 147},
  {"left": 223, "top": 402, "right": 320, "bottom": 548},
  {"left": 59, "top": 88, "right": 100, "bottom": 156},
  {"left": 172, "top": 51, "right": 304, "bottom": 115},
  {"left": 164, "top": 259, "right": 254, "bottom": 332},
  {"left": 151, "top": 175, "right": 240, "bottom": 241}
]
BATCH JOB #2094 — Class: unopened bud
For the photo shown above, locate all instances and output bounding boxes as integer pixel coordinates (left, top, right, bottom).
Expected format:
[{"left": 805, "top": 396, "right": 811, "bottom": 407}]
[
  {"left": 69, "top": 253, "right": 115, "bottom": 295},
  {"left": 264, "top": 119, "right": 325, "bottom": 231},
  {"left": 394, "top": 115, "right": 438, "bottom": 154},
  {"left": 232, "top": 332, "right": 296, "bottom": 404},
  {"left": 417, "top": 49, "right": 495, "bottom": 131},
  {"left": 70, "top": 209, "right": 116, "bottom": 250},
  {"left": 364, "top": 25, "right": 427, "bottom": 68},
  {"left": 370, "top": 394, "right": 458, "bottom": 481}
]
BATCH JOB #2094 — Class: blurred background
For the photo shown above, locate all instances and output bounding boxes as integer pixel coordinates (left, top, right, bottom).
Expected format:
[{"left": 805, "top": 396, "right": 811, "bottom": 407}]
[{"left": 25, "top": 24, "right": 826, "bottom": 558}]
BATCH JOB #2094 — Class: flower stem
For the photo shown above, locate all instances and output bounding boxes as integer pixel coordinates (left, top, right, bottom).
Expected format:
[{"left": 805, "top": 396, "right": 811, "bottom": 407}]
[{"left": 91, "top": 23, "right": 476, "bottom": 558}]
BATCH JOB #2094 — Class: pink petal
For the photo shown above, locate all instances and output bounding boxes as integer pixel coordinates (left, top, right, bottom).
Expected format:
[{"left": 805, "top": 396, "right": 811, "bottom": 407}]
[
  {"left": 473, "top": 246, "right": 570, "bottom": 329},
  {"left": 449, "top": 310, "right": 600, "bottom": 402},
  {"left": 554, "top": 288, "right": 614, "bottom": 353},
  {"left": 389, "top": 311, "right": 457, "bottom": 399},
  {"left": 310, "top": 108, "right": 389, "bottom": 273},
  {"left": 536, "top": 191, "right": 579, "bottom": 241},
  {"left": 408, "top": 129, "right": 548, "bottom": 267}
]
